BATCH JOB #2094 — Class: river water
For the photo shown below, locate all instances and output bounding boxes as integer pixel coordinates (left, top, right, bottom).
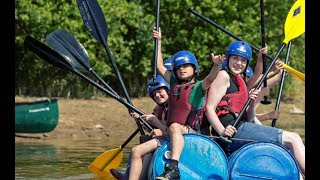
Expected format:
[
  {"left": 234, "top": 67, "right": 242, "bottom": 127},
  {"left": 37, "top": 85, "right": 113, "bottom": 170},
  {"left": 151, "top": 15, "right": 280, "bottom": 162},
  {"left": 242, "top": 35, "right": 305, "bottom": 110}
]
[{"left": 15, "top": 137, "right": 140, "bottom": 179}]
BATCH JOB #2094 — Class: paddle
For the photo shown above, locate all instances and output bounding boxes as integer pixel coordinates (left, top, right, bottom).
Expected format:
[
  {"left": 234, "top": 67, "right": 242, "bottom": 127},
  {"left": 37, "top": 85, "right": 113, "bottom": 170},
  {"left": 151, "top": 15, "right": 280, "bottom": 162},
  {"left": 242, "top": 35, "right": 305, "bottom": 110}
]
[
  {"left": 76, "top": 0, "right": 145, "bottom": 135},
  {"left": 259, "top": 0, "right": 272, "bottom": 105},
  {"left": 150, "top": 0, "right": 161, "bottom": 86},
  {"left": 272, "top": 41, "right": 292, "bottom": 127},
  {"left": 24, "top": 36, "right": 154, "bottom": 176},
  {"left": 45, "top": 30, "right": 156, "bottom": 175},
  {"left": 46, "top": 29, "right": 150, "bottom": 130},
  {"left": 188, "top": 8, "right": 304, "bottom": 80},
  {"left": 219, "top": 0, "right": 305, "bottom": 143},
  {"left": 282, "top": 63, "right": 305, "bottom": 81},
  {"left": 45, "top": 29, "right": 117, "bottom": 95},
  {"left": 188, "top": 6, "right": 305, "bottom": 81}
]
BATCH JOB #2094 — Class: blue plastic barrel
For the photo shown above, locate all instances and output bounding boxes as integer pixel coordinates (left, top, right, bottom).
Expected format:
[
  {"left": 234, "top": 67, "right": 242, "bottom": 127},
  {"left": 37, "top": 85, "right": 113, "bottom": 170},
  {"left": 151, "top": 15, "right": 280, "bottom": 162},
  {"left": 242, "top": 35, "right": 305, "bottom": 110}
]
[
  {"left": 148, "top": 134, "right": 228, "bottom": 180},
  {"left": 228, "top": 141, "right": 300, "bottom": 179}
]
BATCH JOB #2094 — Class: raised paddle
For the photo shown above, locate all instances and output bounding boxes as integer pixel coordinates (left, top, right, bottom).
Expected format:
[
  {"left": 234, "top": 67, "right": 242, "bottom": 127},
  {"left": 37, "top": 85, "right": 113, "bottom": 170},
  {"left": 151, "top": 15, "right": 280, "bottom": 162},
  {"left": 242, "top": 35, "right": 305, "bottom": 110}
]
[
  {"left": 46, "top": 29, "right": 117, "bottom": 95},
  {"left": 188, "top": 7, "right": 305, "bottom": 73},
  {"left": 259, "top": 0, "right": 272, "bottom": 105},
  {"left": 24, "top": 36, "right": 154, "bottom": 176},
  {"left": 150, "top": 0, "right": 161, "bottom": 86},
  {"left": 271, "top": 41, "right": 292, "bottom": 127},
  {"left": 76, "top": 0, "right": 145, "bottom": 135},
  {"left": 219, "top": 0, "right": 305, "bottom": 143},
  {"left": 188, "top": 8, "right": 304, "bottom": 81},
  {"left": 46, "top": 28, "right": 150, "bottom": 130}
]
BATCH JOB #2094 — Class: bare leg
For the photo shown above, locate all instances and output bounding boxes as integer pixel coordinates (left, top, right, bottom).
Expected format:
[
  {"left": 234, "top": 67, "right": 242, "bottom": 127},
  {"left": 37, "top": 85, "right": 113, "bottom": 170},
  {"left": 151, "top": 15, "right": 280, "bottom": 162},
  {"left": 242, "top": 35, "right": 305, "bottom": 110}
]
[
  {"left": 281, "top": 131, "right": 305, "bottom": 175},
  {"left": 168, "top": 123, "right": 189, "bottom": 161},
  {"left": 128, "top": 139, "right": 159, "bottom": 180}
]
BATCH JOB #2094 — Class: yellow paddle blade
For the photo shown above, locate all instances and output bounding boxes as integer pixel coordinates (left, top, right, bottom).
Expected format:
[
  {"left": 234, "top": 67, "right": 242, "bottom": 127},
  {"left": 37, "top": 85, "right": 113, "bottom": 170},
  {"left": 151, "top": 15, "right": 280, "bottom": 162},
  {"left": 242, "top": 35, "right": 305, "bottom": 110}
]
[
  {"left": 88, "top": 147, "right": 123, "bottom": 177},
  {"left": 283, "top": 0, "right": 305, "bottom": 44},
  {"left": 282, "top": 63, "right": 305, "bottom": 81}
]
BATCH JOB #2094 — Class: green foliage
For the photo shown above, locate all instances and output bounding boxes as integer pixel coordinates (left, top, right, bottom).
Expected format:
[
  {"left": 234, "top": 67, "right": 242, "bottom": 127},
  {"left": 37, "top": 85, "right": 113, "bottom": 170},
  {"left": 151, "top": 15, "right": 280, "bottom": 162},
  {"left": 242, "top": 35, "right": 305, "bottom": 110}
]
[{"left": 16, "top": 0, "right": 304, "bottom": 98}]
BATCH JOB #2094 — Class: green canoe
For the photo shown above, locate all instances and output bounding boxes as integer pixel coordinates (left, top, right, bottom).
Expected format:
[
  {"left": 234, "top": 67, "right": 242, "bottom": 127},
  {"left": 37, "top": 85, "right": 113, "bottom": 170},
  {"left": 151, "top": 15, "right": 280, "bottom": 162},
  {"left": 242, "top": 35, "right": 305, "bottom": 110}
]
[{"left": 15, "top": 98, "right": 59, "bottom": 133}]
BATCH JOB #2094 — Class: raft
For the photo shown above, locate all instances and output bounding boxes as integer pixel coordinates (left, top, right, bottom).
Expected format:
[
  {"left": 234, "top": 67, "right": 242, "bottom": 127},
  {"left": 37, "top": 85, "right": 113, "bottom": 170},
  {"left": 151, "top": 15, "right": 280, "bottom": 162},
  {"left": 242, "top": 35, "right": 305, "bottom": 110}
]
[
  {"left": 228, "top": 141, "right": 300, "bottom": 179},
  {"left": 148, "top": 134, "right": 229, "bottom": 180}
]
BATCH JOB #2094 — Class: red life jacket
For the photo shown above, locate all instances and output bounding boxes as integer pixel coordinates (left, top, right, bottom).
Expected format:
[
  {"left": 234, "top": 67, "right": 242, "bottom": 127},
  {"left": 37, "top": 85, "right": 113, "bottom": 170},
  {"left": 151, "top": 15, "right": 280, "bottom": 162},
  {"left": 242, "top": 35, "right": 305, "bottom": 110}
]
[
  {"left": 166, "top": 82, "right": 203, "bottom": 129},
  {"left": 216, "top": 74, "right": 248, "bottom": 117},
  {"left": 153, "top": 105, "right": 168, "bottom": 125}
]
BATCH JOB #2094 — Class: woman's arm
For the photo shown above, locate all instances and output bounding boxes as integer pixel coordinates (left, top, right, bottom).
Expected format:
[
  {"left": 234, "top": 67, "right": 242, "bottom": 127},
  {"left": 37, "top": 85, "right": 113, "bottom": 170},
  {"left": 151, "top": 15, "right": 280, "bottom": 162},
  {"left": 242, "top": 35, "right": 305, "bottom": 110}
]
[{"left": 205, "top": 71, "right": 231, "bottom": 135}]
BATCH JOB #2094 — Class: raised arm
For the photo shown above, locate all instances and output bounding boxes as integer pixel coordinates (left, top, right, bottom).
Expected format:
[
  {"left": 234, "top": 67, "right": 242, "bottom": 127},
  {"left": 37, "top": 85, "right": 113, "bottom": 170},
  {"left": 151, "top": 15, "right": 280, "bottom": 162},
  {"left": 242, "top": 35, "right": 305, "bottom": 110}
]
[
  {"left": 247, "top": 46, "right": 268, "bottom": 89},
  {"left": 153, "top": 27, "right": 170, "bottom": 83},
  {"left": 266, "top": 59, "right": 284, "bottom": 79},
  {"left": 202, "top": 53, "right": 226, "bottom": 90}
]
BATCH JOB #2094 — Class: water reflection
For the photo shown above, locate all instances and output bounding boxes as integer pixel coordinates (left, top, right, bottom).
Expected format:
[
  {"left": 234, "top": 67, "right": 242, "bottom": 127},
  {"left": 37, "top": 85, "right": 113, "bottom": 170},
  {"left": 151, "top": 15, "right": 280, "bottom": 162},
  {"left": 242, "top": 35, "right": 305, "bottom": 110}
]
[{"left": 15, "top": 137, "right": 139, "bottom": 179}]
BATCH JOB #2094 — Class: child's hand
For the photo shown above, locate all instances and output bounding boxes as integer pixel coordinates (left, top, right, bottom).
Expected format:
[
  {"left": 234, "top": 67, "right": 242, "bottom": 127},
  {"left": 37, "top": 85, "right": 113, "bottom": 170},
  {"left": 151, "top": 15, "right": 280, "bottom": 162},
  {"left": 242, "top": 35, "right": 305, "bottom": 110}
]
[
  {"left": 142, "top": 114, "right": 156, "bottom": 122},
  {"left": 211, "top": 53, "right": 226, "bottom": 66},
  {"left": 130, "top": 112, "right": 140, "bottom": 119},
  {"left": 267, "top": 110, "right": 280, "bottom": 120},
  {"left": 257, "top": 45, "right": 268, "bottom": 62},
  {"left": 151, "top": 128, "right": 163, "bottom": 137},
  {"left": 271, "top": 59, "right": 284, "bottom": 72},
  {"left": 152, "top": 27, "right": 161, "bottom": 40}
]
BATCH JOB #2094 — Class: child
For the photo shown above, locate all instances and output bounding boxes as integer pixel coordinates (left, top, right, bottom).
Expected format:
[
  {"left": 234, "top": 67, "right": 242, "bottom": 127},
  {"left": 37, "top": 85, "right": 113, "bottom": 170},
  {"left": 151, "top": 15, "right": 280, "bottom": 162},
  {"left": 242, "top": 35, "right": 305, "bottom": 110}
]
[
  {"left": 110, "top": 65, "right": 172, "bottom": 180},
  {"left": 153, "top": 27, "right": 225, "bottom": 179}
]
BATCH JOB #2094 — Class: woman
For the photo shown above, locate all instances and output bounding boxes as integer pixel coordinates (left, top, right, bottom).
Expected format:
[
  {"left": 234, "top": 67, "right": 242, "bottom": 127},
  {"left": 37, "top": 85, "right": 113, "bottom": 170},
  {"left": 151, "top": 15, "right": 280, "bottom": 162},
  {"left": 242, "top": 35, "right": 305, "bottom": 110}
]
[{"left": 205, "top": 41, "right": 305, "bottom": 177}]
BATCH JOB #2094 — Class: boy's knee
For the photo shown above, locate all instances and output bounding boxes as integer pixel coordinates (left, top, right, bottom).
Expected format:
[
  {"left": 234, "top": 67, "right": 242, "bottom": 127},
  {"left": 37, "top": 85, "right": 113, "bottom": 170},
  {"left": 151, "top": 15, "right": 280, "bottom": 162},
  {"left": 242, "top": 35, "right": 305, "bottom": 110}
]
[
  {"left": 131, "top": 146, "right": 142, "bottom": 158},
  {"left": 168, "top": 123, "right": 181, "bottom": 131}
]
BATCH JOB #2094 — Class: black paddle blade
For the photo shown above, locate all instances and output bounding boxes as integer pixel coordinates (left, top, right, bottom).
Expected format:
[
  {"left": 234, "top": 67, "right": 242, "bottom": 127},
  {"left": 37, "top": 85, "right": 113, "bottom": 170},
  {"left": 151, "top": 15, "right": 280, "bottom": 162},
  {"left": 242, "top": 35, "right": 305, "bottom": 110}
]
[
  {"left": 24, "top": 35, "right": 70, "bottom": 71},
  {"left": 76, "top": 0, "right": 108, "bottom": 44},
  {"left": 260, "top": 98, "right": 272, "bottom": 105},
  {"left": 46, "top": 29, "right": 91, "bottom": 70}
]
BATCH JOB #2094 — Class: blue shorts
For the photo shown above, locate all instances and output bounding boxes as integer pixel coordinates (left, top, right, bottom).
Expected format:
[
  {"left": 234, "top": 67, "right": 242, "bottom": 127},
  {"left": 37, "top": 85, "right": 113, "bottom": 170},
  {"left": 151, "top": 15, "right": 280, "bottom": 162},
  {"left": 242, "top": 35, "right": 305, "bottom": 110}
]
[{"left": 233, "top": 122, "right": 283, "bottom": 143}]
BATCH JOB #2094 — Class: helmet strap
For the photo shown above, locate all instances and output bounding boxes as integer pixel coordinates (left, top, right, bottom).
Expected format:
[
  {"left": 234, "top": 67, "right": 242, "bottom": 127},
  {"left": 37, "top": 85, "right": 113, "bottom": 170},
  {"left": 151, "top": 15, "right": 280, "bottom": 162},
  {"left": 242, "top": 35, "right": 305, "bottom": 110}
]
[{"left": 177, "top": 75, "right": 195, "bottom": 84}]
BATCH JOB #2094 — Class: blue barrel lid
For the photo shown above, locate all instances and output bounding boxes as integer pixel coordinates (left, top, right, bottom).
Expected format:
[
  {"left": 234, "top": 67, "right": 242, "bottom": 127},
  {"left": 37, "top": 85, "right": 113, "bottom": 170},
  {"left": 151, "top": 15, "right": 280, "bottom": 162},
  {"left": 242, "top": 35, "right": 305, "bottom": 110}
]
[
  {"left": 228, "top": 141, "right": 300, "bottom": 180},
  {"left": 148, "top": 134, "right": 229, "bottom": 179}
]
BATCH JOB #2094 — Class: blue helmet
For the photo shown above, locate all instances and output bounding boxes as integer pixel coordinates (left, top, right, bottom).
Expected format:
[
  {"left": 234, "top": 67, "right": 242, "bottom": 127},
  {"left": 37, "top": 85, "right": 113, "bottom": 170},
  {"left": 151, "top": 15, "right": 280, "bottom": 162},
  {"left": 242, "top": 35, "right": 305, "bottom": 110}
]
[
  {"left": 226, "top": 41, "right": 252, "bottom": 63},
  {"left": 148, "top": 75, "right": 170, "bottom": 97},
  {"left": 163, "top": 58, "right": 173, "bottom": 71},
  {"left": 221, "top": 61, "right": 228, "bottom": 70},
  {"left": 246, "top": 66, "right": 253, "bottom": 77},
  {"left": 171, "top": 50, "right": 199, "bottom": 76}
]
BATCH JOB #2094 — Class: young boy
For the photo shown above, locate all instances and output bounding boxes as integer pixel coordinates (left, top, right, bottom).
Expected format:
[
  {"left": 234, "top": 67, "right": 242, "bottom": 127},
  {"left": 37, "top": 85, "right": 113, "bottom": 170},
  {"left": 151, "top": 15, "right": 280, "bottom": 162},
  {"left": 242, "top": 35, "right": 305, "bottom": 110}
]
[
  {"left": 153, "top": 27, "right": 225, "bottom": 179},
  {"left": 110, "top": 63, "right": 173, "bottom": 180}
]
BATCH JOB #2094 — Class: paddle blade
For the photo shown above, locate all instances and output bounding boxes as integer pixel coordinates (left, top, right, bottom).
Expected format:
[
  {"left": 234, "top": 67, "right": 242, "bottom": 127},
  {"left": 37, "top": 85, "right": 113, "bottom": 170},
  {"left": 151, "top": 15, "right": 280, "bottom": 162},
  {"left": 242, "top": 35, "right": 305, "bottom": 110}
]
[
  {"left": 24, "top": 35, "right": 70, "bottom": 71},
  {"left": 88, "top": 147, "right": 123, "bottom": 177},
  {"left": 283, "top": 0, "right": 305, "bottom": 44},
  {"left": 76, "top": 0, "right": 108, "bottom": 44},
  {"left": 46, "top": 29, "right": 91, "bottom": 69},
  {"left": 283, "top": 63, "right": 305, "bottom": 81}
]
